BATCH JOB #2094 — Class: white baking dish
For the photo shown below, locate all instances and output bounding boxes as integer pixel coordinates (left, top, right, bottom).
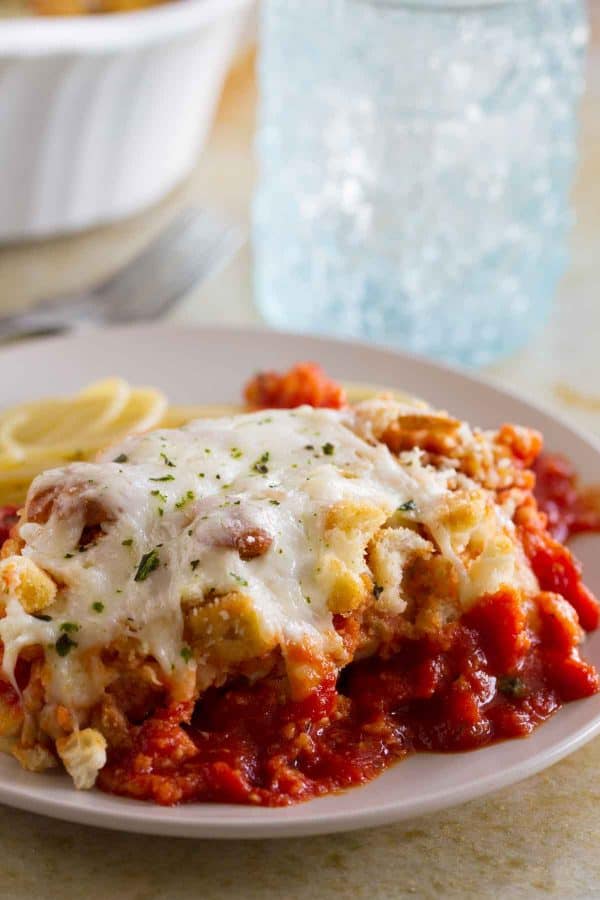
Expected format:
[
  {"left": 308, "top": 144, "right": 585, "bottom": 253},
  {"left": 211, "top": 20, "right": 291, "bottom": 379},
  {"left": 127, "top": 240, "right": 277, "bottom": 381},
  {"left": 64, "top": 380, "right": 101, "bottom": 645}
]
[{"left": 0, "top": 0, "right": 253, "bottom": 241}]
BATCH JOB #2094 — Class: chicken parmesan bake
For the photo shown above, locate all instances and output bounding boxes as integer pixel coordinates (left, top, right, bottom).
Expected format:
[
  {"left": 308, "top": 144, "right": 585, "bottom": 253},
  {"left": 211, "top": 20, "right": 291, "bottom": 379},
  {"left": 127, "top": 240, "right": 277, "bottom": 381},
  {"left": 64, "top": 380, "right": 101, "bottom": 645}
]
[{"left": 0, "top": 363, "right": 597, "bottom": 806}]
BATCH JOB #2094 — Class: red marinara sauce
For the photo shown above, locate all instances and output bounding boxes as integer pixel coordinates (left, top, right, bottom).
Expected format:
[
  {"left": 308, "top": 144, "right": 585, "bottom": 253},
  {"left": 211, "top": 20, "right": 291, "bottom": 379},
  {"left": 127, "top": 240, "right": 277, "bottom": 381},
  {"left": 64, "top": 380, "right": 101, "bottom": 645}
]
[
  {"left": 244, "top": 362, "right": 347, "bottom": 411},
  {"left": 534, "top": 453, "right": 600, "bottom": 544},
  {"left": 0, "top": 506, "right": 18, "bottom": 547},
  {"left": 98, "top": 589, "right": 598, "bottom": 806}
]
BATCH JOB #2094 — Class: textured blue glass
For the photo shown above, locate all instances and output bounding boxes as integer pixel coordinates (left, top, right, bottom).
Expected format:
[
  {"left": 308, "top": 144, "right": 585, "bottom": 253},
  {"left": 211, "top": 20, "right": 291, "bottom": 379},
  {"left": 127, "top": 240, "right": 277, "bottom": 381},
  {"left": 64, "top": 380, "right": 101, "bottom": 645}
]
[{"left": 254, "top": 0, "right": 587, "bottom": 366}]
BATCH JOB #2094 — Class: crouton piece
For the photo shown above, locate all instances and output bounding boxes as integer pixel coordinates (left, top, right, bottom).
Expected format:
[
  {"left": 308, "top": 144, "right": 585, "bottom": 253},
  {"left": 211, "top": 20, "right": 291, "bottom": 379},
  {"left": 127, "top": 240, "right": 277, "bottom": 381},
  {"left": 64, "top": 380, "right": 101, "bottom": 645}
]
[
  {"left": 0, "top": 556, "right": 57, "bottom": 614},
  {"left": 56, "top": 728, "right": 107, "bottom": 789}
]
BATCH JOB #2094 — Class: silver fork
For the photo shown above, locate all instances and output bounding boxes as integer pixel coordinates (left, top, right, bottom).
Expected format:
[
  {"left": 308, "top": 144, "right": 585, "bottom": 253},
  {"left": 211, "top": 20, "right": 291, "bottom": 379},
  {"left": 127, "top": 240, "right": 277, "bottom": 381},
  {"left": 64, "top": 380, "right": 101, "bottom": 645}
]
[{"left": 0, "top": 208, "right": 245, "bottom": 342}]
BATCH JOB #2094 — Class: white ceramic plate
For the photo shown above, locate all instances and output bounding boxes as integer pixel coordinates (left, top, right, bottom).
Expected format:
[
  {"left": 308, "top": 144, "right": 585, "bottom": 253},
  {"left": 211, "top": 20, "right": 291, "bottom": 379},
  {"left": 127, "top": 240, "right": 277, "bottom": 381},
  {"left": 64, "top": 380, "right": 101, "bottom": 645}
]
[{"left": 1, "top": 323, "right": 599, "bottom": 839}]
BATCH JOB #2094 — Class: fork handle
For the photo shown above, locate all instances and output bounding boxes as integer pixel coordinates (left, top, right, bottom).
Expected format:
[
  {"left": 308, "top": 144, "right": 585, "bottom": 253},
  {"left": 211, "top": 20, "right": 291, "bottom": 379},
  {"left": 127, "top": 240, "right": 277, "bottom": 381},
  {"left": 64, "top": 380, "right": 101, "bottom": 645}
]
[
  {"left": 0, "top": 296, "right": 99, "bottom": 343},
  {"left": 0, "top": 311, "right": 70, "bottom": 343}
]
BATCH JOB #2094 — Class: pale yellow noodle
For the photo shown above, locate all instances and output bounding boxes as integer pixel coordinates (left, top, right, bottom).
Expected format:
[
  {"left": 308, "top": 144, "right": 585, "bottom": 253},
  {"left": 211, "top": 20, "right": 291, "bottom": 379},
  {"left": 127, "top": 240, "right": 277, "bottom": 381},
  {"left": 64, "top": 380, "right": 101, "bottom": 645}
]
[
  {"left": 0, "top": 379, "right": 132, "bottom": 462},
  {"left": 0, "top": 381, "right": 168, "bottom": 505}
]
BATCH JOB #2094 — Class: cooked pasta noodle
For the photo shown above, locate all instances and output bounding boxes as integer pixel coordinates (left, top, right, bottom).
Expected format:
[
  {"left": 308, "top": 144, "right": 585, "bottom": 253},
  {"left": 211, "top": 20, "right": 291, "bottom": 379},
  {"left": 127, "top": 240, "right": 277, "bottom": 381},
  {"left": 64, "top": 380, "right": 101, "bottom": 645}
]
[{"left": 0, "top": 380, "right": 166, "bottom": 505}]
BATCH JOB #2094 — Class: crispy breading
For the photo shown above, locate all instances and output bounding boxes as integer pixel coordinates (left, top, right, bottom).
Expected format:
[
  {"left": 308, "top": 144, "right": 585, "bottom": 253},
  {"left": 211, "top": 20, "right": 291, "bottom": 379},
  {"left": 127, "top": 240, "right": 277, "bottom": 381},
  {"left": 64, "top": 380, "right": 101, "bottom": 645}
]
[{"left": 0, "top": 556, "right": 56, "bottom": 614}]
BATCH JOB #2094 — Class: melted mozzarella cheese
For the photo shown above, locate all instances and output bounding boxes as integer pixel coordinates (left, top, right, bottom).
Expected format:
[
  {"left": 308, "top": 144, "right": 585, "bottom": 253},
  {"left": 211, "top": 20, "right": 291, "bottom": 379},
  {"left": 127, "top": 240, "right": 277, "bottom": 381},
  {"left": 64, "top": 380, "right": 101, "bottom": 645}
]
[{"left": 0, "top": 404, "right": 535, "bottom": 710}]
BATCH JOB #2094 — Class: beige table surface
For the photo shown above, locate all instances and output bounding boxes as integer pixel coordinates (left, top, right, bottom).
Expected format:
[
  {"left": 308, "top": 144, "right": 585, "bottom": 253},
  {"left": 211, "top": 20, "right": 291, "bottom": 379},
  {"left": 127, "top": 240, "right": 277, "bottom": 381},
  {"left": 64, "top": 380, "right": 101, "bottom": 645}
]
[{"left": 1, "top": 28, "right": 600, "bottom": 900}]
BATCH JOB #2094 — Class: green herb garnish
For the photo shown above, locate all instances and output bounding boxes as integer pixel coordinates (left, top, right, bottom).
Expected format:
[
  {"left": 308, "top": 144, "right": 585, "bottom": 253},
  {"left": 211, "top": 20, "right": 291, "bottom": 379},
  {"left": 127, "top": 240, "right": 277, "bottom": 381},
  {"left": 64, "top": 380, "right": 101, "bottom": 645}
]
[
  {"left": 60, "top": 622, "right": 79, "bottom": 634},
  {"left": 134, "top": 549, "right": 160, "bottom": 582},
  {"left": 122, "top": 538, "right": 134, "bottom": 547},
  {"left": 190, "top": 560, "right": 200, "bottom": 572},
  {"left": 33, "top": 614, "right": 52, "bottom": 622},
  {"left": 230, "top": 447, "right": 243, "bottom": 459},
  {"left": 175, "top": 490, "right": 196, "bottom": 510},
  {"left": 253, "top": 451, "right": 270, "bottom": 474},
  {"left": 229, "top": 572, "right": 249, "bottom": 587},
  {"left": 497, "top": 676, "right": 527, "bottom": 699},
  {"left": 149, "top": 474, "right": 175, "bottom": 483},
  {"left": 92, "top": 602, "right": 105, "bottom": 613},
  {"left": 398, "top": 499, "right": 417, "bottom": 513},
  {"left": 160, "top": 452, "right": 175, "bottom": 468},
  {"left": 113, "top": 453, "right": 128, "bottom": 463},
  {"left": 55, "top": 633, "right": 77, "bottom": 657},
  {"left": 322, "top": 442, "right": 335, "bottom": 456},
  {"left": 180, "top": 646, "right": 193, "bottom": 664},
  {"left": 269, "top": 499, "right": 280, "bottom": 506}
]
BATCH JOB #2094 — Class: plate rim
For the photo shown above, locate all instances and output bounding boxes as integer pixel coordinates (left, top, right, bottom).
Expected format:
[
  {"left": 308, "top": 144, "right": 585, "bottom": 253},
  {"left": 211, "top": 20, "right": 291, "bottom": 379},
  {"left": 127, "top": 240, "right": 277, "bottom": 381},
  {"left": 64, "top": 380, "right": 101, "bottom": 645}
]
[
  {"left": 1, "top": 320, "right": 597, "bottom": 457},
  {"left": 0, "top": 321, "right": 599, "bottom": 839}
]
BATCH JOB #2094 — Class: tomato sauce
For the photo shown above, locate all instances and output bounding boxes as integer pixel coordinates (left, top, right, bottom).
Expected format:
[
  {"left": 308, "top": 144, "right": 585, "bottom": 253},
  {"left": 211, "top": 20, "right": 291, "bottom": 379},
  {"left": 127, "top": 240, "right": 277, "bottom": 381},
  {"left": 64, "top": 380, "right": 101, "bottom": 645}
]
[
  {"left": 244, "top": 362, "right": 347, "bottom": 411},
  {"left": 0, "top": 506, "right": 18, "bottom": 547},
  {"left": 98, "top": 589, "right": 598, "bottom": 807},
  {"left": 534, "top": 453, "right": 600, "bottom": 544}
]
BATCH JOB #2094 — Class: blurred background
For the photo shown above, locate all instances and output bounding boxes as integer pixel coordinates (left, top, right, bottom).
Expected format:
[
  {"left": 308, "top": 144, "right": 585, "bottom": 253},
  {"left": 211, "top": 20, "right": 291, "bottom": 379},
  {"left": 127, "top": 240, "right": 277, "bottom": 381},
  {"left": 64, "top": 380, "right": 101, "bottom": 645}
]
[{"left": 0, "top": 0, "right": 598, "bottom": 429}]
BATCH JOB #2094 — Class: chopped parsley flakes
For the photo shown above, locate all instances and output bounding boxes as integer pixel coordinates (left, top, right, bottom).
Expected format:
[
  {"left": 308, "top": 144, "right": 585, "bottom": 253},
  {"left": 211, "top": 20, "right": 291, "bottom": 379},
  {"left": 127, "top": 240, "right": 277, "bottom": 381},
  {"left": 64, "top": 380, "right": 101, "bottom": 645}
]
[
  {"left": 180, "top": 646, "right": 193, "bottom": 664},
  {"left": 151, "top": 490, "right": 167, "bottom": 503},
  {"left": 190, "top": 560, "right": 200, "bottom": 572},
  {"left": 253, "top": 451, "right": 270, "bottom": 474},
  {"left": 229, "top": 572, "right": 249, "bottom": 587},
  {"left": 497, "top": 675, "right": 527, "bottom": 699},
  {"left": 149, "top": 474, "right": 175, "bottom": 483},
  {"left": 398, "top": 499, "right": 417, "bottom": 512},
  {"left": 175, "top": 490, "right": 195, "bottom": 510},
  {"left": 134, "top": 549, "right": 161, "bottom": 582},
  {"left": 113, "top": 453, "right": 128, "bottom": 463},
  {"left": 122, "top": 538, "right": 134, "bottom": 547},
  {"left": 160, "top": 452, "right": 176, "bottom": 467},
  {"left": 55, "top": 633, "right": 77, "bottom": 657},
  {"left": 92, "top": 602, "right": 105, "bottom": 613},
  {"left": 60, "top": 622, "right": 79, "bottom": 633},
  {"left": 230, "top": 447, "right": 243, "bottom": 459},
  {"left": 322, "top": 442, "right": 335, "bottom": 456}
]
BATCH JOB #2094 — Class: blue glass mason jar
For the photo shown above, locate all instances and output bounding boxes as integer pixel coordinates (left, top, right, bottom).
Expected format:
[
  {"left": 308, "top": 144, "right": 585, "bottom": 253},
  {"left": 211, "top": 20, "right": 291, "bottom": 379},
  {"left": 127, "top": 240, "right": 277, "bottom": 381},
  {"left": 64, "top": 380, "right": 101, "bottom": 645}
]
[{"left": 253, "top": 0, "right": 588, "bottom": 367}]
